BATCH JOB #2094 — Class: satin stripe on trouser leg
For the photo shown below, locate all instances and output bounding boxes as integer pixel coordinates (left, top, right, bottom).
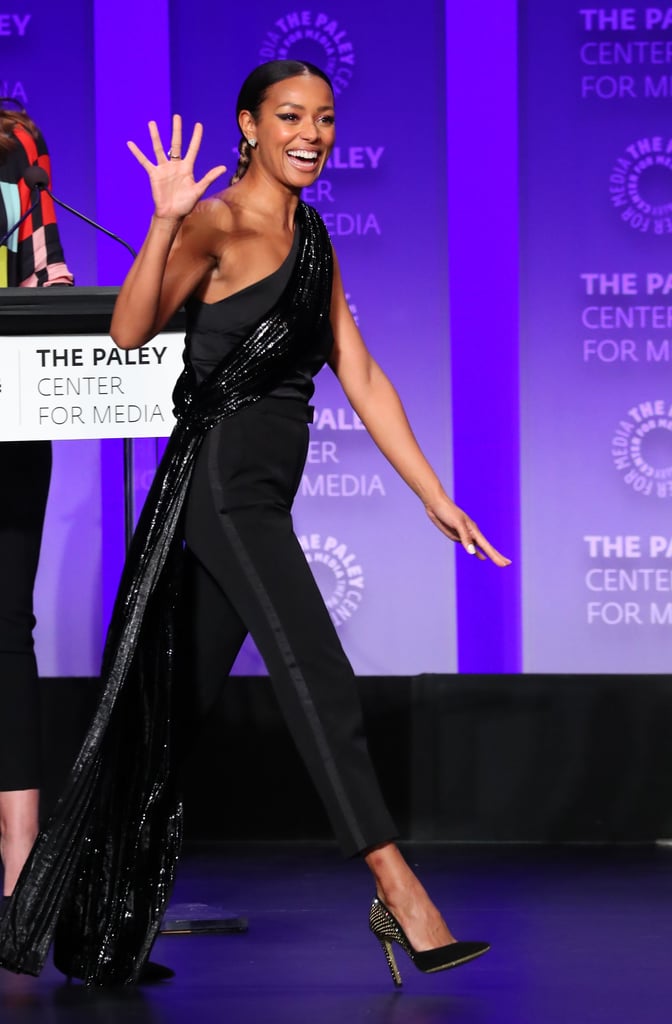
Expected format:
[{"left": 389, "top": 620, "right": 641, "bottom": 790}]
[{"left": 183, "top": 398, "right": 397, "bottom": 856}]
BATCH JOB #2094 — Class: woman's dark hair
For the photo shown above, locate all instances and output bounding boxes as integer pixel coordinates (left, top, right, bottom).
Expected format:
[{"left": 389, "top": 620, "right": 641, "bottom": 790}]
[
  {"left": 0, "top": 101, "right": 38, "bottom": 156},
  {"left": 230, "top": 60, "right": 334, "bottom": 185}
]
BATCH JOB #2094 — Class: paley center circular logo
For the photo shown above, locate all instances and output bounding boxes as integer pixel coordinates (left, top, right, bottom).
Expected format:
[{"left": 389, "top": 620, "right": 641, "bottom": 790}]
[
  {"left": 300, "top": 532, "right": 365, "bottom": 626},
  {"left": 259, "top": 11, "right": 355, "bottom": 94},
  {"left": 611, "top": 399, "right": 672, "bottom": 497},
  {"left": 609, "top": 136, "right": 672, "bottom": 234}
]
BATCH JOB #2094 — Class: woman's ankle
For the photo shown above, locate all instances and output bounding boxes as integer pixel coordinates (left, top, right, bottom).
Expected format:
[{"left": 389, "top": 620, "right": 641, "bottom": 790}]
[
  {"left": 1, "top": 831, "right": 38, "bottom": 895},
  {"left": 364, "top": 843, "right": 424, "bottom": 903}
]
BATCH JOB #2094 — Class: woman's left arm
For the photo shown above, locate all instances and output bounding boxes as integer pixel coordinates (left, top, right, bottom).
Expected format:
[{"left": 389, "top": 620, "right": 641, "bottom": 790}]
[{"left": 328, "top": 249, "right": 510, "bottom": 566}]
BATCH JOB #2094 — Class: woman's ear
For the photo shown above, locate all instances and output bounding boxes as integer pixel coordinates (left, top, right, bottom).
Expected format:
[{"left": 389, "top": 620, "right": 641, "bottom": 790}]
[{"left": 238, "top": 110, "right": 256, "bottom": 141}]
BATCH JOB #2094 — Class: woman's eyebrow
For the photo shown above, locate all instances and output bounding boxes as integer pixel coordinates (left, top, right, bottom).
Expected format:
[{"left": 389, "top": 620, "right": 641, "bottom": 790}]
[{"left": 276, "top": 102, "right": 335, "bottom": 112}]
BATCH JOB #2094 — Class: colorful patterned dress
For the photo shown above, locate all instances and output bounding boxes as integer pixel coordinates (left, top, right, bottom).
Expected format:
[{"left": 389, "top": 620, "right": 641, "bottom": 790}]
[{"left": 0, "top": 123, "right": 73, "bottom": 287}]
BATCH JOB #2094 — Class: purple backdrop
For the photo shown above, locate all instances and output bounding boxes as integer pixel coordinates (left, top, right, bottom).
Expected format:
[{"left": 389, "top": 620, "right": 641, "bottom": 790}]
[
  {"left": 520, "top": 0, "right": 672, "bottom": 671},
  {"left": 10, "top": 0, "right": 520, "bottom": 678}
]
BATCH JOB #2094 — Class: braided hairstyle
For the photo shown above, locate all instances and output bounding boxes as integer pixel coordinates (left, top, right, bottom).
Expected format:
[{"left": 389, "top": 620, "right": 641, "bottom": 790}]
[
  {"left": 230, "top": 136, "right": 253, "bottom": 186},
  {"left": 230, "top": 59, "right": 333, "bottom": 185}
]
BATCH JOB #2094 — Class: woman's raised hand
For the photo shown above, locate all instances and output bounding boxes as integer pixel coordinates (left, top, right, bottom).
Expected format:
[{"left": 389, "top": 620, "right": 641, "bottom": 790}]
[
  {"left": 127, "top": 114, "right": 227, "bottom": 221},
  {"left": 425, "top": 495, "right": 511, "bottom": 567}
]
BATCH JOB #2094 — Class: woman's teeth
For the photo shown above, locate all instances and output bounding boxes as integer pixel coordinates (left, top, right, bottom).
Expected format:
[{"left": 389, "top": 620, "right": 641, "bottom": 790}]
[{"left": 287, "top": 150, "right": 318, "bottom": 163}]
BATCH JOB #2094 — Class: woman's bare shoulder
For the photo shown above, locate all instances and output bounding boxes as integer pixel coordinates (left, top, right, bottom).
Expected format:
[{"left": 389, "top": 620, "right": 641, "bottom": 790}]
[
  {"left": 201, "top": 188, "right": 245, "bottom": 224},
  {"left": 175, "top": 191, "right": 238, "bottom": 258},
  {"left": 184, "top": 191, "right": 229, "bottom": 229}
]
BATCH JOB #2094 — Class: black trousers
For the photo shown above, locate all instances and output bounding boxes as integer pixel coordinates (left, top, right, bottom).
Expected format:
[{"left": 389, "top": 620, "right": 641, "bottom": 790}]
[
  {"left": 182, "top": 397, "right": 397, "bottom": 857},
  {"left": 0, "top": 441, "right": 51, "bottom": 791}
]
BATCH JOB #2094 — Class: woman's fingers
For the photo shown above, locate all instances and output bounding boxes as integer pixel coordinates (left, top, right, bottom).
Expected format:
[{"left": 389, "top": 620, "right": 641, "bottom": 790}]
[
  {"left": 148, "top": 120, "right": 168, "bottom": 163},
  {"left": 131, "top": 118, "right": 216, "bottom": 183},
  {"left": 184, "top": 121, "right": 203, "bottom": 165},
  {"left": 169, "top": 113, "right": 182, "bottom": 161},
  {"left": 442, "top": 510, "right": 478, "bottom": 555},
  {"left": 470, "top": 525, "right": 512, "bottom": 566},
  {"left": 132, "top": 117, "right": 185, "bottom": 169},
  {"left": 126, "top": 140, "right": 153, "bottom": 172},
  {"left": 427, "top": 506, "right": 511, "bottom": 567},
  {"left": 459, "top": 518, "right": 477, "bottom": 555},
  {"left": 196, "top": 165, "right": 229, "bottom": 192}
]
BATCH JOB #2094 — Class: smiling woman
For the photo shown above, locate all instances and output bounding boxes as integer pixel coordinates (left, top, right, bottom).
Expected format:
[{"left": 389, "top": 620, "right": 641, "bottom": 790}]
[
  {"left": 0, "top": 59, "right": 507, "bottom": 988},
  {"left": 230, "top": 59, "right": 334, "bottom": 186}
]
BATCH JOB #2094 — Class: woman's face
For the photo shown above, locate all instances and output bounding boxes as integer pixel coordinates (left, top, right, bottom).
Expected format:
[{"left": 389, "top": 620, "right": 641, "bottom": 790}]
[{"left": 241, "top": 74, "right": 335, "bottom": 188}]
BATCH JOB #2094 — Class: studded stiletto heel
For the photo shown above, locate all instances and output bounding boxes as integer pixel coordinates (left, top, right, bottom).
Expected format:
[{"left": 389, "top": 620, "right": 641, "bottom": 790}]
[{"left": 369, "top": 897, "right": 489, "bottom": 987}]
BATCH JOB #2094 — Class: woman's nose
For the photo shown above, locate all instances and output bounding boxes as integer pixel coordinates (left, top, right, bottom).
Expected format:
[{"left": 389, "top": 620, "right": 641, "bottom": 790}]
[{"left": 300, "top": 120, "right": 319, "bottom": 141}]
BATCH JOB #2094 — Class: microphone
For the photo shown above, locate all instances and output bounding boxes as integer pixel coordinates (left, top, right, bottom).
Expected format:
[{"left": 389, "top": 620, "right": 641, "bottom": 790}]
[
  {"left": 22, "top": 165, "right": 49, "bottom": 190},
  {"left": 23, "top": 166, "right": 138, "bottom": 259}
]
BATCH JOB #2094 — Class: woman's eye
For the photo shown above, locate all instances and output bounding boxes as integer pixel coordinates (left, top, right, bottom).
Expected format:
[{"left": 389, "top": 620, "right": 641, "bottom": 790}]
[{"left": 277, "top": 113, "right": 334, "bottom": 125}]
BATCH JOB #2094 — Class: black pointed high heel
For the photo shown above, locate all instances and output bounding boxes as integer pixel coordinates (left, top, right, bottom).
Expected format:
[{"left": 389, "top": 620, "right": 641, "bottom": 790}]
[{"left": 369, "top": 897, "right": 489, "bottom": 987}]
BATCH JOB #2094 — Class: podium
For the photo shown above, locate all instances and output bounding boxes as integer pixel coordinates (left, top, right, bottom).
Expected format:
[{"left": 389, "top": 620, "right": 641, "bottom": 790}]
[
  {"left": 0, "top": 286, "right": 185, "bottom": 442},
  {"left": 0, "top": 286, "right": 184, "bottom": 544},
  {"left": 0, "top": 287, "right": 247, "bottom": 936},
  {"left": 0, "top": 286, "right": 161, "bottom": 336}
]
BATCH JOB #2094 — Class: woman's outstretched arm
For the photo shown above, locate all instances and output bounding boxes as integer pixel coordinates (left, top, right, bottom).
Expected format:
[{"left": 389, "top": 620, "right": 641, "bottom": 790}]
[
  {"left": 110, "top": 115, "right": 226, "bottom": 349},
  {"left": 328, "top": 249, "right": 510, "bottom": 565}
]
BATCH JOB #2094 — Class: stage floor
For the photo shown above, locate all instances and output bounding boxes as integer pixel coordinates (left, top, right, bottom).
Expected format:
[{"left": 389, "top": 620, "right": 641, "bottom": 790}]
[{"left": 1, "top": 842, "right": 668, "bottom": 1023}]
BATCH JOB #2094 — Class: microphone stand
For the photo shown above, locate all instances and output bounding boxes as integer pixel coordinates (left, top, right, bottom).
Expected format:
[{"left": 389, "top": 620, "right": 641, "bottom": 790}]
[
  {"left": 0, "top": 195, "right": 42, "bottom": 248},
  {"left": 47, "top": 189, "right": 137, "bottom": 260}
]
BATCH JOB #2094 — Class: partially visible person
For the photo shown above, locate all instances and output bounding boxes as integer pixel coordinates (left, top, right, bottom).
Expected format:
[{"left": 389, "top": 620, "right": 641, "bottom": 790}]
[{"left": 0, "top": 102, "right": 73, "bottom": 913}]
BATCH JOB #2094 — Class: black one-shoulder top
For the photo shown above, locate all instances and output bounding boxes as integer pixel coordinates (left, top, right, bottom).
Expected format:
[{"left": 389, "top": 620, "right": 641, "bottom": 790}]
[{"left": 184, "top": 225, "right": 333, "bottom": 402}]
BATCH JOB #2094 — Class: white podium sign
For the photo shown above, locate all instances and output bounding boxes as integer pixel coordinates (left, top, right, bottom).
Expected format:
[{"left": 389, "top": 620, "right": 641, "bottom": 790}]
[{"left": 0, "top": 333, "right": 184, "bottom": 441}]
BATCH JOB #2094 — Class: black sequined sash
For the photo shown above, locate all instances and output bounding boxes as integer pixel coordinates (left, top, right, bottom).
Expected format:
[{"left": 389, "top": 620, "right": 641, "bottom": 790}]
[{"left": 0, "top": 202, "right": 332, "bottom": 986}]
